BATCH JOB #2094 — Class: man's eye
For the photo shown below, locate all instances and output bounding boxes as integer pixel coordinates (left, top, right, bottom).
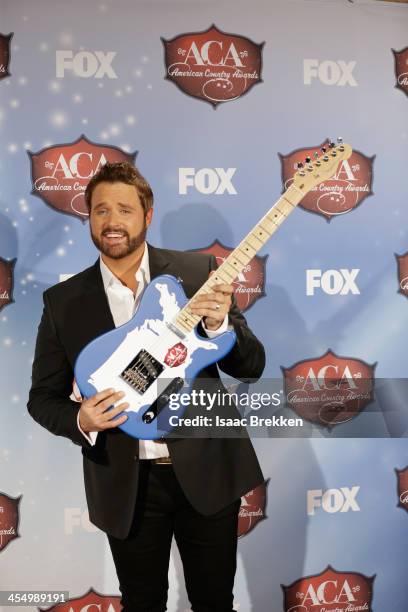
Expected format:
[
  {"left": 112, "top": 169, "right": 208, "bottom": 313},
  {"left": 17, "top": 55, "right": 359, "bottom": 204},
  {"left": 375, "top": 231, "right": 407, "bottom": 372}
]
[{"left": 120, "top": 209, "right": 131, "bottom": 214}]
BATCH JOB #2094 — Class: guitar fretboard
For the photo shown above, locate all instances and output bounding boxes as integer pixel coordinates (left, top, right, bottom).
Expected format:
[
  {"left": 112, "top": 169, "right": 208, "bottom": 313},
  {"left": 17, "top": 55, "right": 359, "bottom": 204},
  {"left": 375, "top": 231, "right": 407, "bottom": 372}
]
[{"left": 174, "top": 183, "right": 305, "bottom": 334}]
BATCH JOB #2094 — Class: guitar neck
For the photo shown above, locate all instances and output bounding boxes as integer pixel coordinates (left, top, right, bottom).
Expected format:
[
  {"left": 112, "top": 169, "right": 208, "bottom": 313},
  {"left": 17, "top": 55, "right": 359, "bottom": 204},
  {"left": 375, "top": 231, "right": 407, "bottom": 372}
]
[{"left": 174, "top": 183, "right": 305, "bottom": 334}]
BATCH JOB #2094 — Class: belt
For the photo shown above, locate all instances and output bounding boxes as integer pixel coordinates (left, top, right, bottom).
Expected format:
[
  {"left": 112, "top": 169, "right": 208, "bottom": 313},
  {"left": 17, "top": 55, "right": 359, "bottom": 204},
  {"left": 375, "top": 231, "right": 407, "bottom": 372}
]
[{"left": 141, "top": 457, "right": 172, "bottom": 465}]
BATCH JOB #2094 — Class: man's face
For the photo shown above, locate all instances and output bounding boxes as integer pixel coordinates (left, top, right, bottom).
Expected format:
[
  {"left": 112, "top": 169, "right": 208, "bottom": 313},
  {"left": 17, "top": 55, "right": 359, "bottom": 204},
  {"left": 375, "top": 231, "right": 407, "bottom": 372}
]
[{"left": 89, "top": 181, "right": 152, "bottom": 260}]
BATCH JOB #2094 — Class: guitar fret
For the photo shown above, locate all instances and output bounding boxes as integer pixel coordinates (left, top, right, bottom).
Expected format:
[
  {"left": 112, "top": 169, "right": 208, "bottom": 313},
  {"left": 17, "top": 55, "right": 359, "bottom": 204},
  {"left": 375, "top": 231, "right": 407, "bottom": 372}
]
[
  {"left": 246, "top": 234, "right": 263, "bottom": 249},
  {"left": 225, "top": 258, "right": 242, "bottom": 274},
  {"left": 250, "top": 232, "right": 266, "bottom": 245},
  {"left": 230, "top": 251, "right": 247, "bottom": 266},
  {"left": 239, "top": 243, "right": 256, "bottom": 258},
  {"left": 177, "top": 318, "right": 194, "bottom": 331},
  {"left": 178, "top": 311, "right": 196, "bottom": 327},
  {"left": 259, "top": 217, "right": 275, "bottom": 233},
  {"left": 217, "top": 267, "right": 235, "bottom": 282},
  {"left": 268, "top": 210, "right": 285, "bottom": 224},
  {"left": 215, "top": 269, "right": 234, "bottom": 283},
  {"left": 283, "top": 185, "right": 304, "bottom": 206},
  {"left": 258, "top": 222, "right": 272, "bottom": 236}
]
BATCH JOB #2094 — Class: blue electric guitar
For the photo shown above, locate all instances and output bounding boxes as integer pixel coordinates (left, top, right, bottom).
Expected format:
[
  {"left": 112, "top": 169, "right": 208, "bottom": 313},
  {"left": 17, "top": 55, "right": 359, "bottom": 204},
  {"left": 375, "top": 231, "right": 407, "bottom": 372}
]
[{"left": 74, "top": 141, "right": 352, "bottom": 440}]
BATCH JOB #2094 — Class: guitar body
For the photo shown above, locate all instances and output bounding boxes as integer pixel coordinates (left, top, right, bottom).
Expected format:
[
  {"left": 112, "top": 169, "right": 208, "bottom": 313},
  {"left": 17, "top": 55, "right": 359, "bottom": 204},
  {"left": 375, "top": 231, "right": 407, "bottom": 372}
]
[{"left": 74, "top": 274, "right": 236, "bottom": 440}]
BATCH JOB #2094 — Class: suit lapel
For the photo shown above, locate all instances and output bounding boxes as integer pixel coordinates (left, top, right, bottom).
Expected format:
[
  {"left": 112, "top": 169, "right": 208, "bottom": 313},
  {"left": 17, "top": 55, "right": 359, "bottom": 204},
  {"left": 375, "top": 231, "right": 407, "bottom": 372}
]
[
  {"left": 77, "top": 259, "right": 115, "bottom": 343},
  {"left": 147, "top": 242, "right": 171, "bottom": 280}
]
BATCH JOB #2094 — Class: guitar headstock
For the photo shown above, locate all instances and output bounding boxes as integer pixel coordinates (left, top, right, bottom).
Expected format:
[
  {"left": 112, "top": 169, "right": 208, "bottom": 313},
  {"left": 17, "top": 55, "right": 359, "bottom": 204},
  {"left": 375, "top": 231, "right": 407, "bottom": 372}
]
[{"left": 292, "top": 139, "right": 353, "bottom": 193}]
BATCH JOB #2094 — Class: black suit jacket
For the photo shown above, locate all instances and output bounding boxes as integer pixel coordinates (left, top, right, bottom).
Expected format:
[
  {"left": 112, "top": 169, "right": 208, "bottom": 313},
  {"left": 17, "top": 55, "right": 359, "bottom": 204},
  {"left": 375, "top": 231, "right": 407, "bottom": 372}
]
[{"left": 28, "top": 244, "right": 265, "bottom": 538}]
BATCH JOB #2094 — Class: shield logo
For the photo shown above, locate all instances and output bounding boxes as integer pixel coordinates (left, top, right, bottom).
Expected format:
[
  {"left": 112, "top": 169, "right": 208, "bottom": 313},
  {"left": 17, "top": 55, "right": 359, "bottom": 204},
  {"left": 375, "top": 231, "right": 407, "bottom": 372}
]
[
  {"left": 164, "top": 342, "right": 188, "bottom": 368},
  {"left": 28, "top": 135, "right": 137, "bottom": 220},
  {"left": 395, "top": 251, "right": 408, "bottom": 298},
  {"left": 279, "top": 140, "right": 375, "bottom": 221},
  {"left": 282, "top": 350, "right": 376, "bottom": 430},
  {"left": 392, "top": 47, "right": 408, "bottom": 98},
  {"left": 395, "top": 466, "right": 408, "bottom": 513},
  {"left": 0, "top": 492, "right": 21, "bottom": 553},
  {"left": 238, "top": 480, "right": 268, "bottom": 538},
  {"left": 0, "top": 257, "right": 16, "bottom": 312},
  {"left": 39, "top": 588, "right": 122, "bottom": 611},
  {"left": 0, "top": 33, "right": 13, "bottom": 80},
  {"left": 282, "top": 565, "right": 375, "bottom": 612},
  {"left": 162, "top": 24, "right": 263, "bottom": 108},
  {"left": 190, "top": 240, "right": 267, "bottom": 311}
]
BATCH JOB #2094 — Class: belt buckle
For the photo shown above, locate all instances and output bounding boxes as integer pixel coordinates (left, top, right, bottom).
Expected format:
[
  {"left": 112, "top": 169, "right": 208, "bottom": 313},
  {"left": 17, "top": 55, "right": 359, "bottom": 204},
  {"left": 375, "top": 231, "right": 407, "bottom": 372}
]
[{"left": 152, "top": 456, "right": 172, "bottom": 464}]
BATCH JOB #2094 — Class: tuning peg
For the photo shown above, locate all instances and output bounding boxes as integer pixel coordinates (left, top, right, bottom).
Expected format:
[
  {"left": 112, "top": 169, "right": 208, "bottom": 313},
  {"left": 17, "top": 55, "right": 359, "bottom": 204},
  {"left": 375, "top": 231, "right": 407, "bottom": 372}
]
[
  {"left": 321, "top": 146, "right": 327, "bottom": 153},
  {"left": 329, "top": 141, "right": 335, "bottom": 148},
  {"left": 337, "top": 137, "right": 343, "bottom": 144},
  {"left": 297, "top": 162, "right": 304, "bottom": 169},
  {"left": 314, "top": 151, "right": 319, "bottom": 158},
  {"left": 305, "top": 156, "right": 311, "bottom": 164}
]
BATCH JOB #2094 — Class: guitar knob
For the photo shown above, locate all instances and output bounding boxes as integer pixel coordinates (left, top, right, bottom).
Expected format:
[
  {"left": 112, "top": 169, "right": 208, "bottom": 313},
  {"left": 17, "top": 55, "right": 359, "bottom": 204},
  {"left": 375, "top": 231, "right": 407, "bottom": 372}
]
[
  {"left": 305, "top": 156, "right": 311, "bottom": 163},
  {"left": 297, "top": 162, "right": 304, "bottom": 168},
  {"left": 321, "top": 146, "right": 327, "bottom": 153}
]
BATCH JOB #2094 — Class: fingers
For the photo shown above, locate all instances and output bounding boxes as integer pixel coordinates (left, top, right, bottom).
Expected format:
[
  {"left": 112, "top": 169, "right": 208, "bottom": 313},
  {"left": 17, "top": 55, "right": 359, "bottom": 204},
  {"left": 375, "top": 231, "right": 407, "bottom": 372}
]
[
  {"left": 207, "top": 283, "right": 234, "bottom": 295},
  {"left": 190, "top": 290, "right": 231, "bottom": 320},
  {"left": 91, "top": 387, "right": 117, "bottom": 404},
  {"left": 102, "top": 403, "right": 129, "bottom": 429},
  {"left": 80, "top": 388, "right": 130, "bottom": 432},
  {"left": 94, "top": 390, "right": 126, "bottom": 414}
]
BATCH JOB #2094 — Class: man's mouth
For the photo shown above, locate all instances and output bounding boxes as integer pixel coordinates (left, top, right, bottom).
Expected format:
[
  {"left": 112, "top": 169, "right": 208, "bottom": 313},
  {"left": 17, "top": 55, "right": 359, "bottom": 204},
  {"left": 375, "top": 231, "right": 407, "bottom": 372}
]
[{"left": 102, "top": 232, "right": 127, "bottom": 245}]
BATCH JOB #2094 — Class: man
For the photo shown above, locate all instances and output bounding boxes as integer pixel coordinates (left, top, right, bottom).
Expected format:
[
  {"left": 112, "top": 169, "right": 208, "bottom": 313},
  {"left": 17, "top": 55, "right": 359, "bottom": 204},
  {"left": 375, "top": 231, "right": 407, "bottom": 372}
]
[{"left": 28, "top": 162, "right": 265, "bottom": 612}]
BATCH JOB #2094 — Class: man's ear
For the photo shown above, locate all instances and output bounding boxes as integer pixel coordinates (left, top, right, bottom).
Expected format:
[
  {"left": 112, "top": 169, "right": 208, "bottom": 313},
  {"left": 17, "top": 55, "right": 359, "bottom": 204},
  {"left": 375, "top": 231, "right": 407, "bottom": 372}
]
[{"left": 146, "top": 207, "right": 153, "bottom": 228}]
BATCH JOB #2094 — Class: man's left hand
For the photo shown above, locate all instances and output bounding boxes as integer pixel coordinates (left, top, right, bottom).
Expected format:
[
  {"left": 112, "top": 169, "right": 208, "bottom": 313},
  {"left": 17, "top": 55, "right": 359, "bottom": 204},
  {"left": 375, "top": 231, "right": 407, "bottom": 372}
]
[{"left": 189, "top": 277, "right": 233, "bottom": 331}]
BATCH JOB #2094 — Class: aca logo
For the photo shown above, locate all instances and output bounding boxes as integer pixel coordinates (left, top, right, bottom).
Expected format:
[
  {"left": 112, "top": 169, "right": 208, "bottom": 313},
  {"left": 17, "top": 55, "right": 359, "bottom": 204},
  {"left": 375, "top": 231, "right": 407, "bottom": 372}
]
[
  {"left": 179, "top": 168, "right": 237, "bottom": 195},
  {"left": 307, "top": 486, "right": 360, "bottom": 516},
  {"left": 29, "top": 135, "right": 137, "bottom": 220},
  {"left": 395, "top": 466, "right": 408, "bottom": 513},
  {"left": 282, "top": 350, "right": 376, "bottom": 429},
  {"left": 162, "top": 24, "right": 263, "bottom": 107},
  {"left": 40, "top": 589, "right": 121, "bottom": 611},
  {"left": 279, "top": 140, "right": 375, "bottom": 221},
  {"left": 0, "top": 492, "right": 21, "bottom": 553},
  {"left": 282, "top": 566, "right": 375, "bottom": 612},
  {"left": 56, "top": 50, "right": 117, "bottom": 79},
  {"left": 303, "top": 59, "right": 357, "bottom": 86},
  {"left": 0, "top": 33, "right": 13, "bottom": 80},
  {"left": 392, "top": 47, "right": 408, "bottom": 98},
  {"left": 395, "top": 251, "right": 408, "bottom": 298},
  {"left": 238, "top": 480, "right": 268, "bottom": 537},
  {"left": 190, "top": 240, "right": 267, "bottom": 311},
  {"left": 0, "top": 257, "right": 16, "bottom": 312},
  {"left": 306, "top": 269, "right": 360, "bottom": 296}
]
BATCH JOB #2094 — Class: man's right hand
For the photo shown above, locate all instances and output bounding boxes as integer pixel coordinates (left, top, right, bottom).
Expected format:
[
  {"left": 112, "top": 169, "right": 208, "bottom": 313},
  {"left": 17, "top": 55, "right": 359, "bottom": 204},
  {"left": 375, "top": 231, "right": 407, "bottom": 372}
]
[{"left": 78, "top": 388, "right": 129, "bottom": 433}]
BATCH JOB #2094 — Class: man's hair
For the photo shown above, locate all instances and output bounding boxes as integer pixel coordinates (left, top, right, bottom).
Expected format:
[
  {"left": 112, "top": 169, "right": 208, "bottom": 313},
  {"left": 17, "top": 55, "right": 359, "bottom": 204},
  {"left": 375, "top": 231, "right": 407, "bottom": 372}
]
[{"left": 85, "top": 161, "right": 154, "bottom": 214}]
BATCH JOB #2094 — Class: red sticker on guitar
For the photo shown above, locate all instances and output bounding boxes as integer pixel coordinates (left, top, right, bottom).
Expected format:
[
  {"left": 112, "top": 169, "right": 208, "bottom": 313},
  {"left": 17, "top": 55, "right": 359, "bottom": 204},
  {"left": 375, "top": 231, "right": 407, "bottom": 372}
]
[{"left": 164, "top": 343, "right": 188, "bottom": 367}]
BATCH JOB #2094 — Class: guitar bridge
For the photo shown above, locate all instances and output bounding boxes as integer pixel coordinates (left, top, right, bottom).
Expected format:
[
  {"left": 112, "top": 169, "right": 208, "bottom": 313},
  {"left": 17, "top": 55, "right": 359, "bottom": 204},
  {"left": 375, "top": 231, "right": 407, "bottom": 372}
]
[{"left": 120, "top": 349, "right": 164, "bottom": 394}]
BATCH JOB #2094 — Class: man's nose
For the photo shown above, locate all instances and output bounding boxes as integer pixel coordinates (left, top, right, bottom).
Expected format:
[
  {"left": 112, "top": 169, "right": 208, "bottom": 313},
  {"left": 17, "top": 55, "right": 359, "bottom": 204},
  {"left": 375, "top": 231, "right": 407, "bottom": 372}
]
[{"left": 104, "top": 209, "right": 122, "bottom": 223}]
